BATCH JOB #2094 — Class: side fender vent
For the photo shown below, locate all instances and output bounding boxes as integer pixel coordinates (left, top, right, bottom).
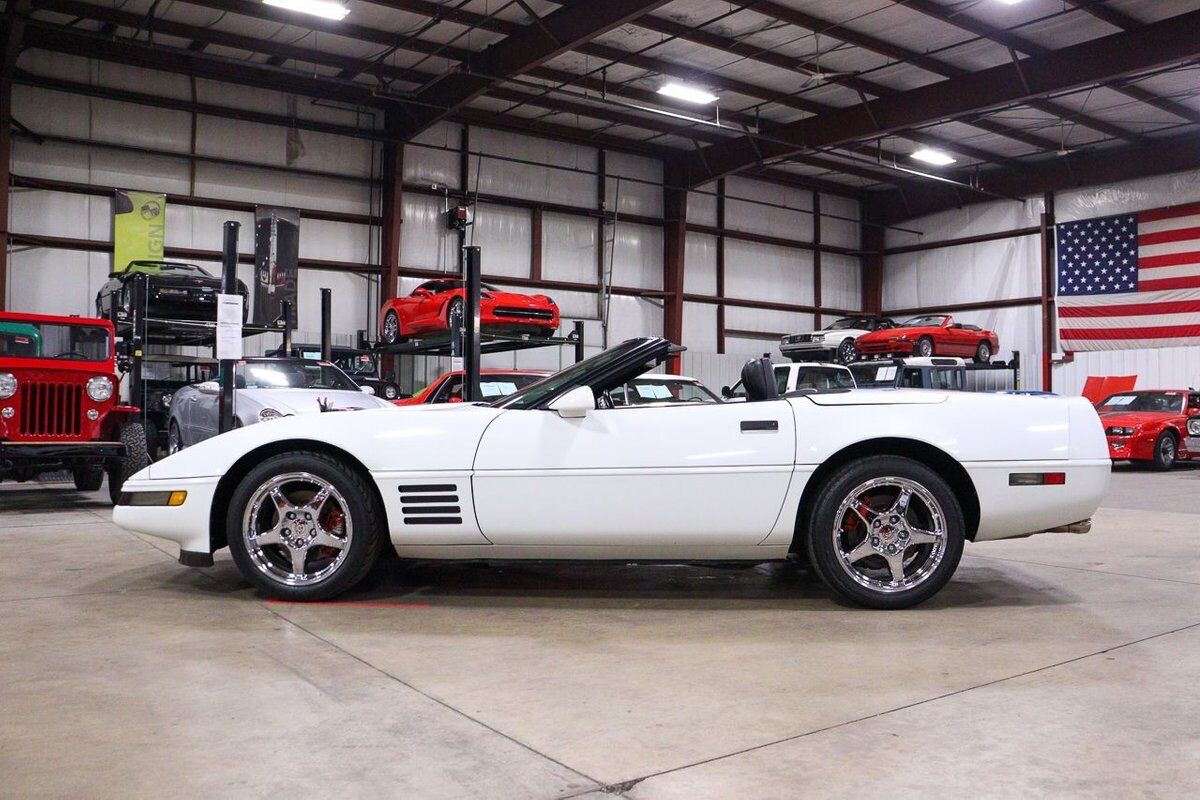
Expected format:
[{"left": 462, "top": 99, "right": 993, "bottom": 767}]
[{"left": 398, "top": 483, "right": 462, "bottom": 525}]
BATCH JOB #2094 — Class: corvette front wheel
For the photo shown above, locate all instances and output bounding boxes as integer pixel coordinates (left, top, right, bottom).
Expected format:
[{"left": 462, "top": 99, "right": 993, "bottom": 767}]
[
  {"left": 914, "top": 337, "right": 934, "bottom": 357},
  {"left": 226, "top": 452, "right": 385, "bottom": 601},
  {"left": 805, "top": 456, "right": 965, "bottom": 609},
  {"left": 382, "top": 310, "right": 401, "bottom": 344}
]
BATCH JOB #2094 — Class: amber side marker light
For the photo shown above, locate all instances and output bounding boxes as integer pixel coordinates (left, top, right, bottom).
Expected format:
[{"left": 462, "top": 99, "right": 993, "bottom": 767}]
[
  {"left": 118, "top": 491, "right": 188, "bottom": 506},
  {"left": 1009, "top": 473, "right": 1066, "bottom": 486}
]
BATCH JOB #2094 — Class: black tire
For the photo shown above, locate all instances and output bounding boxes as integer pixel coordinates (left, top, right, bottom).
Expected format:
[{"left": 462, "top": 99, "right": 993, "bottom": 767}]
[
  {"left": 974, "top": 341, "right": 991, "bottom": 364},
  {"left": 446, "top": 298, "right": 464, "bottom": 332},
  {"left": 914, "top": 336, "right": 935, "bottom": 358},
  {"left": 226, "top": 451, "right": 386, "bottom": 601},
  {"left": 804, "top": 455, "right": 965, "bottom": 609},
  {"left": 382, "top": 310, "right": 401, "bottom": 345},
  {"left": 1151, "top": 431, "right": 1178, "bottom": 471},
  {"left": 380, "top": 382, "right": 401, "bottom": 401},
  {"left": 108, "top": 421, "right": 150, "bottom": 504},
  {"left": 72, "top": 465, "right": 104, "bottom": 492},
  {"left": 836, "top": 338, "right": 857, "bottom": 365}
]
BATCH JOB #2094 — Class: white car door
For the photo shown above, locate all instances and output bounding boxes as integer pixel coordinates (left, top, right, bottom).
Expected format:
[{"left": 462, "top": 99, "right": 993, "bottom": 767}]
[{"left": 472, "top": 401, "right": 797, "bottom": 546}]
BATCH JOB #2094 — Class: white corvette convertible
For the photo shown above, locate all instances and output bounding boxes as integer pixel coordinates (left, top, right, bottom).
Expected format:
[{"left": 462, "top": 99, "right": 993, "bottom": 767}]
[{"left": 113, "top": 337, "right": 1110, "bottom": 609}]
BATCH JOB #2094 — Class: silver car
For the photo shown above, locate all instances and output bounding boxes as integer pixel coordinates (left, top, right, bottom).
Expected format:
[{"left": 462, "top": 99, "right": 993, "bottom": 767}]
[{"left": 166, "top": 358, "right": 394, "bottom": 453}]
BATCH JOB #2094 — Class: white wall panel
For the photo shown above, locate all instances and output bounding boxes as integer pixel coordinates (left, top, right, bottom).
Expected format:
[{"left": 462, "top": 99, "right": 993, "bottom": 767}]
[
  {"left": 401, "top": 194, "right": 458, "bottom": 272},
  {"left": 469, "top": 127, "right": 597, "bottom": 206},
  {"left": 607, "top": 223, "right": 663, "bottom": 290},
  {"left": 405, "top": 122, "right": 462, "bottom": 190},
  {"left": 469, "top": 203, "right": 531, "bottom": 278},
  {"left": 724, "top": 239, "right": 813, "bottom": 305},
  {"left": 605, "top": 152, "right": 662, "bottom": 217},
  {"left": 682, "top": 301, "right": 717, "bottom": 353},
  {"left": 725, "top": 176, "right": 813, "bottom": 241},
  {"left": 883, "top": 234, "right": 1040, "bottom": 310},
  {"left": 684, "top": 233, "right": 717, "bottom": 295},
  {"left": 820, "top": 193, "right": 860, "bottom": 249},
  {"left": 1057, "top": 168, "right": 1200, "bottom": 222},
  {"left": 681, "top": 350, "right": 745, "bottom": 394},
  {"left": 606, "top": 295, "right": 664, "bottom": 345},
  {"left": 1055, "top": 346, "right": 1200, "bottom": 397},
  {"left": 7, "top": 249, "right": 109, "bottom": 316},
  {"left": 821, "top": 253, "right": 862, "bottom": 313},
  {"left": 885, "top": 197, "right": 1043, "bottom": 249},
  {"left": 541, "top": 212, "right": 597, "bottom": 285},
  {"left": 687, "top": 184, "right": 718, "bottom": 227}
]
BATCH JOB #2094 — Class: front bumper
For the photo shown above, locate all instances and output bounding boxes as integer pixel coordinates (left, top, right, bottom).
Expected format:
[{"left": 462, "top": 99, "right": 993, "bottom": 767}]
[
  {"left": 1106, "top": 435, "right": 1154, "bottom": 461},
  {"left": 1, "top": 440, "right": 124, "bottom": 463},
  {"left": 779, "top": 342, "right": 836, "bottom": 359},
  {"left": 112, "top": 475, "right": 221, "bottom": 556}
]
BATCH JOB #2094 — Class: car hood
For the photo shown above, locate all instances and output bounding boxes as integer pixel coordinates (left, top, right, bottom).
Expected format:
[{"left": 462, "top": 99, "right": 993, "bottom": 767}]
[
  {"left": 1096, "top": 410, "right": 1173, "bottom": 428},
  {"left": 239, "top": 387, "right": 392, "bottom": 415},
  {"left": 787, "top": 328, "right": 870, "bottom": 340},
  {"left": 486, "top": 290, "right": 550, "bottom": 307}
]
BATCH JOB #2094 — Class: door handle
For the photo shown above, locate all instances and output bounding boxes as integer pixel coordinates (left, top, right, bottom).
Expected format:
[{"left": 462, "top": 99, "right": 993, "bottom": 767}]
[{"left": 741, "top": 420, "right": 779, "bottom": 432}]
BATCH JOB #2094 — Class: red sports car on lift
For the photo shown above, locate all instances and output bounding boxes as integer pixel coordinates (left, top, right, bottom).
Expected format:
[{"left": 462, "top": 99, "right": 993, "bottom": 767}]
[
  {"left": 853, "top": 314, "right": 999, "bottom": 363},
  {"left": 1095, "top": 389, "right": 1200, "bottom": 470},
  {"left": 393, "top": 369, "right": 549, "bottom": 406},
  {"left": 379, "top": 279, "right": 559, "bottom": 344}
]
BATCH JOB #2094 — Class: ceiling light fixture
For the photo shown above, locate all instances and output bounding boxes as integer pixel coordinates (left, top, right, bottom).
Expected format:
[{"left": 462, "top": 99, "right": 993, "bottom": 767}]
[
  {"left": 262, "top": 0, "right": 350, "bottom": 21},
  {"left": 911, "top": 147, "right": 957, "bottom": 166},
  {"left": 657, "top": 82, "right": 718, "bottom": 105},
  {"left": 997, "top": 0, "right": 1024, "bottom": 5}
]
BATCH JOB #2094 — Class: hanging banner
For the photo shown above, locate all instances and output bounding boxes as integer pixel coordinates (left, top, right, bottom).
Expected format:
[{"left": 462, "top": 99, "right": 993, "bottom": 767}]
[
  {"left": 112, "top": 190, "right": 166, "bottom": 273},
  {"left": 1056, "top": 202, "right": 1200, "bottom": 352},
  {"left": 253, "top": 206, "right": 300, "bottom": 326}
]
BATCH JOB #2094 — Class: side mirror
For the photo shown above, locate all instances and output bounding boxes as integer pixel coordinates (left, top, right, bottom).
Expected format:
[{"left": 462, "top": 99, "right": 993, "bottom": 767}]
[
  {"left": 360, "top": 385, "right": 376, "bottom": 395},
  {"left": 548, "top": 385, "right": 595, "bottom": 418},
  {"left": 196, "top": 381, "right": 220, "bottom": 395},
  {"left": 721, "top": 385, "right": 733, "bottom": 399}
]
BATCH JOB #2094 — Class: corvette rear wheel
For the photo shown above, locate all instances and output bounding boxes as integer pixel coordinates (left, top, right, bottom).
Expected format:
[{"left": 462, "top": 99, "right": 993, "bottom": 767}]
[
  {"left": 227, "top": 452, "right": 385, "bottom": 600},
  {"left": 974, "top": 341, "right": 991, "bottom": 363},
  {"left": 447, "top": 297, "right": 465, "bottom": 335},
  {"left": 805, "top": 456, "right": 964, "bottom": 609},
  {"left": 382, "top": 310, "right": 400, "bottom": 344}
]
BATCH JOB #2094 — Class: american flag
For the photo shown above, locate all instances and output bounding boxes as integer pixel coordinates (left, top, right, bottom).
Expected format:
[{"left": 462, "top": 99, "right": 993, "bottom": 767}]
[{"left": 1056, "top": 204, "right": 1200, "bottom": 351}]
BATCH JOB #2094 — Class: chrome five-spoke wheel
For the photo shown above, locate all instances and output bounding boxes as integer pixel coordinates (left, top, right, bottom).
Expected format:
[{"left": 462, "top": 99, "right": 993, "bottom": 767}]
[
  {"left": 242, "top": 472, "right": 353, "bottom": 587},
  {"left": 833, "top": 476, "right": 947, "bottom": 593}
]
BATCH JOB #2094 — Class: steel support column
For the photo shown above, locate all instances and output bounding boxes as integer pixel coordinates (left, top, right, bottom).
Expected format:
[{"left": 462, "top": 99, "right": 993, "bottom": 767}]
[
  {"left": 1041, "top": 191, "right": 1056, "bottom": 392},
  {"left": 663, "top": 163, "right": 687, "bottom": 374},
  {"left": 813, "top": 191, "right": 822, "bottom": 329},
  {"left": 0, "top": 78, "right": 10, "bottom": 310},
  {"left": 861, "top": 204, "right": 884, "bottom": 316},
  {"left": 715, "top": 178, "right": 726, "bottom": 355}
]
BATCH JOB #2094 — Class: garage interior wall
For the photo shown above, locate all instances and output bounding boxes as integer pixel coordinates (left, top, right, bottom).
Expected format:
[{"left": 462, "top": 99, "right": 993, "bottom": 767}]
[
  {"left": 4, "top": 53, "right": 861, "bottom": 393},
  {"left": 882, "top": 167, "right": 1200, "bottom": 394}
]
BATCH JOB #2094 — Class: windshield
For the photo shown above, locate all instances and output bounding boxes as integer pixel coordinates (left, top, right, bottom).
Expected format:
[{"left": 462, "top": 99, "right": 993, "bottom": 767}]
[
  {"left": 430, "top": 373, "right": 545, "bottom": 402},
  {"left": 849, "top": 363, "right": 900, "bottom": 388},
  {"left": 898, "top": 315, "right": 948, "bottom": 328},
  {"left": 496, "top": 339, "right": 663, "bottom": 410},
  {"left": 826, "top": 317, "right": 869, "bottom": 331},
  {"left": 130, "top": 262, "right": 212, "bottom": 277},
  {"left": 236, "top": 360, "right": 359, "bottom": 391},
  {"left": 615, "top": 377, "right": 721, "bottom": 405},
  {"left": 729, "top": 365, "right": 854, "bottom": 397},
  {"left": 418, "top": 279, "right": 499, "bottom": 294},
  {"left": 1097, "top": 392, "right": 1185, "bottom": 414},
  {"left": 0, "top": 321, "right": 110, "bottom": 361}
]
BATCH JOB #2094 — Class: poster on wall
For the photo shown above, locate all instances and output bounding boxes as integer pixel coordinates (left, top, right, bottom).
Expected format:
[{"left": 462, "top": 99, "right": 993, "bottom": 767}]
[
  {"left": 112, "top": 190, "right": 166, "bottom": 272},
  {"left": 253, "top": 206, "right": 300, "bottom": 326},
  {"left": 1056, "top": 203, "right": 1200, "bottom": 352}
]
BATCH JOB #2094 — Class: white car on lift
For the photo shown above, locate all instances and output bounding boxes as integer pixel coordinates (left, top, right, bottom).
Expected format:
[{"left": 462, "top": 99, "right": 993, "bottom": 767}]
[
  {"left": 780, "top": 316, "right": 897, "bottom": 364},
  {"left": 113, "top": 337, "right": 1109, "bottom": 610},
  {"left": 722, "top": 361, "right": 855, "bottom": 401}
]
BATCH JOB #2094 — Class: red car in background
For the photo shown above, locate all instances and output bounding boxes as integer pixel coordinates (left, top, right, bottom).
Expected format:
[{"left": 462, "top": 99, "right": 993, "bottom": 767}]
[
  {"left": 1096, "top": 389, "right": 1200, "bottom": 469},
  {"left": 380, "top": 279, "right": 559, "bottom": 344},
  {"left": 393, "top": 369, "right": 549, "bottom": 406},
  {"left": 854, "top": 314, "right": 999, "bottom": 363}
]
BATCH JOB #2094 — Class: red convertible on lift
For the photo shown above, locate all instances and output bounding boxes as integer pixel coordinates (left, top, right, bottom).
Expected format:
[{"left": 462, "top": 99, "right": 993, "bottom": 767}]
[
  {"left": 854, "top": 314, "right": 999, "bottom": 363},
  {"left": 379, "top": 279, "right": 559, "bottom": 344},
  {"left": 1096, "top": 389, "right": 1200, "bottom": 469},
  {"left": 393, "top": 369, "right": 549, "bottom": 406}
]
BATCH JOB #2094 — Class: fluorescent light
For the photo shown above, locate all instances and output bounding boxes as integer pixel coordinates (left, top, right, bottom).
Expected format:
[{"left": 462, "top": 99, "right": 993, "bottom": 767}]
[
  {"left": 657, "top": 82, "right": 718, "bottom": 105},
  {"left": 263, "top": 0, "right": 350, "bottom": 21},
  {"left": 911, "top": 147, "right": 957, "bottom": 166},
  {"left": 997, "top": 0, "right": 1024, "bottom": 5}
]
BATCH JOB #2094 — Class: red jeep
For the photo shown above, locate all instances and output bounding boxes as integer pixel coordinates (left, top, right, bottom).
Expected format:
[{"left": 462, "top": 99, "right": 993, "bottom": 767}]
[{"left": 0, "top": 311, "right": 148, "bottom": 502}]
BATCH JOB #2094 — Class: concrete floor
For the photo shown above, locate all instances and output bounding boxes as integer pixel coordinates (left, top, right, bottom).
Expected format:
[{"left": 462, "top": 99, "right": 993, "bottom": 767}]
[{"left": 2, "top": 464, "right": 1198, "bottom": 799}]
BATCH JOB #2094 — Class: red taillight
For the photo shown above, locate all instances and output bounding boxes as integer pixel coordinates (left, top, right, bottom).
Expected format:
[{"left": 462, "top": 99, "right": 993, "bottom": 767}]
[{"left": 1009, "top": 472, "right": 1066, "bottom": 486}]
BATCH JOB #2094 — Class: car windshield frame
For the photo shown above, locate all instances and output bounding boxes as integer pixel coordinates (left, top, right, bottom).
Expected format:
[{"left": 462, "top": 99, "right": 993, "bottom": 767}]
[
  {"left": 897, "top": 315, "right": 949, "bottom": 328},
  {"left": 125, "top": 261, "right": 213, "bottom": 278},
  {"left": 416, "top": 279, "right": 500, "bottom": 295},
  {"left": 1096, "top": 392, "right": 1185, "bottom": 414},
  {"left": 825, "top": 317, "right": 870, "bottom": 331},
  {"left": 0, "top": 320, "right": 111, "bottom": 362},
  {"left": 235, "top": 359, "right": 360, "bottom": 392},
  {"left": 620, "top": 376, "right": 722, "bottom": 405},
  {"left": 494, "top": 338, "right": 669, "bottom": 410}
]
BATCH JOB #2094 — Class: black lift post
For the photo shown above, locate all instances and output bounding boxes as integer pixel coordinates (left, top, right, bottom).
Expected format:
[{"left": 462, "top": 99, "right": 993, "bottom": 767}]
[
  {"left": 462, "top": 246, "right": 482, "bottom": 402},
  {"left": 217, "top": 221, "right": 239, "bottom": 434}
]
